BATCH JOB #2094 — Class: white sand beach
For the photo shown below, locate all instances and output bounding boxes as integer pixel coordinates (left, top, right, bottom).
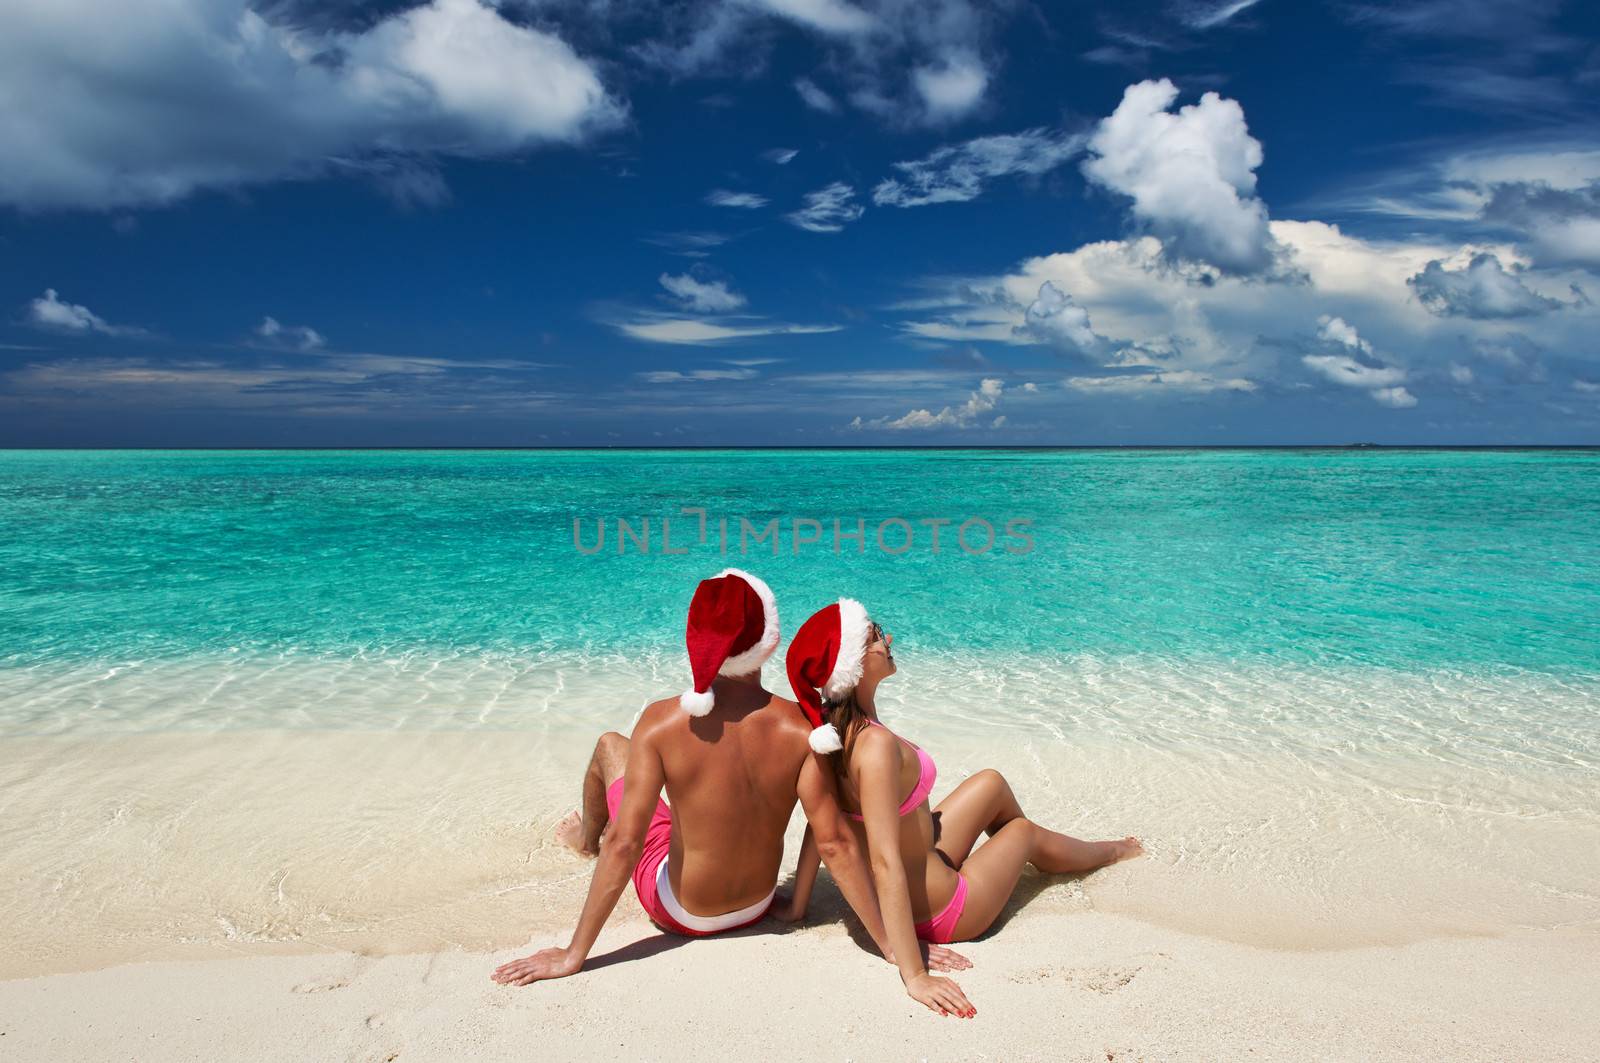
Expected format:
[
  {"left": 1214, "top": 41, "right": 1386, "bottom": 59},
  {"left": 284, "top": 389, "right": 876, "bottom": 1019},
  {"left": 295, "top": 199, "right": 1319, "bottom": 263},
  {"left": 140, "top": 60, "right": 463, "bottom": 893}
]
[
  {"left": 3, "top": 712, "right": 1598, "bottom": 1060},
  {"left": 3, "top": 913, "right": 1596, "bottom": 1062}
]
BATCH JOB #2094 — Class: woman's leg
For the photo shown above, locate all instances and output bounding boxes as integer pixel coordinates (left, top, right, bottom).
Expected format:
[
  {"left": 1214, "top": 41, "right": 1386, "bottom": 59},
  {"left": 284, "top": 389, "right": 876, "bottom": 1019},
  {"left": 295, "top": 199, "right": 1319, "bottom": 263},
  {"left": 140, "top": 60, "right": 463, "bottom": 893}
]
[
  {"left": 555, "top": 731, "right": 629, "bottom": 856},
  {"left": 932, "top": 768, "right": 1025, "bottom": 866},
  {"left": 935, "top": 768, "right": 1140, "bottom": 873},
  {"left": 949, "top": 818, "right": 1142, "bottom": 940}
]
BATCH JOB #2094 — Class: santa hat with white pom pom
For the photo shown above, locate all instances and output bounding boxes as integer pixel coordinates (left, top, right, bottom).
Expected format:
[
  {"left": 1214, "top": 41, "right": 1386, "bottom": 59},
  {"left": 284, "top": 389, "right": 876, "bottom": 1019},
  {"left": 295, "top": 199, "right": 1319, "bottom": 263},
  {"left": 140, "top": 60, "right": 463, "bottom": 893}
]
[
  {"left": 679, "top": 568, "right": 779, "bottom": 717},
  {"left": 784, "top": 598, "right": 870, "bottom": 754}
]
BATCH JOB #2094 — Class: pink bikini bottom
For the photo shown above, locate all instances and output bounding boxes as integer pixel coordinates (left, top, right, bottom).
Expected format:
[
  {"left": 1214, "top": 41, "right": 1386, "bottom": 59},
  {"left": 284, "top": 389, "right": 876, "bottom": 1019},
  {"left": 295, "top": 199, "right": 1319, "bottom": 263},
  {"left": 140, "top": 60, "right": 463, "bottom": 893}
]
[{"left": 913, "top": 874, "right": 968, "bottom": 944}]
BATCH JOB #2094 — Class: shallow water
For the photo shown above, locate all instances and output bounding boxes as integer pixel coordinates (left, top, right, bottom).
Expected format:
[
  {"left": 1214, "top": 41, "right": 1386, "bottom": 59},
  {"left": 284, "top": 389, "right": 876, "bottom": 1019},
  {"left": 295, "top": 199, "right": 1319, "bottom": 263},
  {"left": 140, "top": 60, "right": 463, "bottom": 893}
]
[{"left": 1, "top": 449, "right": 1597, "bottom": 975}]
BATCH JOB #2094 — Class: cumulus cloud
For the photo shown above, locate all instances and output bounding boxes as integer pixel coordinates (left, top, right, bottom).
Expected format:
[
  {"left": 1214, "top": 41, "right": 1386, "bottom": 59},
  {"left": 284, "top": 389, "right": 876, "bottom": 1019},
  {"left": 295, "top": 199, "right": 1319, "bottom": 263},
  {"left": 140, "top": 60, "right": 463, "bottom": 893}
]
[
  {"left": 855, "top": 377, "right": 1008, "bottom": 430},
  {"left": 1407, "top": 253, "right": 1565, "bottom": 319},
  {"left": 27, "top": 290, "right": 142, "bottom": 336},
  {"left": 256, "top": 316, "right": 326, "bottom": 351},
  {"left": 1302, "top": 315, "right": 1416, "bottom": 407},
  {"left": 1482, "top": 180, "right": 1600, "bottom": 269},
  {"left": 658, "top": 273, "right": 747, "bottom": 313},
  {"left": 787, "top": 182, "right": 865, "bottom": 232},
  {"left": 1015, "top": 281, "right": 1103, "bottom": 354},
  {"left": 705, "top": 189, "right": 768, "bottom": 209},
  {"left": 1082, "top": 79, "right": 1277, "bottom": 275},
  {"left": 872, "top": 129, "right": 1085, "bottom": 207},
  {"left": 0, "top": 0, "right": 623, "bottom": 210}
]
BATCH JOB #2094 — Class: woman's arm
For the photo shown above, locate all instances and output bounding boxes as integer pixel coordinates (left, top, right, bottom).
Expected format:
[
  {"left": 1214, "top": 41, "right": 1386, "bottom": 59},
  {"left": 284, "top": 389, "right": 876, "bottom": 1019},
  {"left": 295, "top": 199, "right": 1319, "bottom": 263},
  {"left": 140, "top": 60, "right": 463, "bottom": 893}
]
[{"left": 853, "top": 729, "right": 975, "bottom": 1018}]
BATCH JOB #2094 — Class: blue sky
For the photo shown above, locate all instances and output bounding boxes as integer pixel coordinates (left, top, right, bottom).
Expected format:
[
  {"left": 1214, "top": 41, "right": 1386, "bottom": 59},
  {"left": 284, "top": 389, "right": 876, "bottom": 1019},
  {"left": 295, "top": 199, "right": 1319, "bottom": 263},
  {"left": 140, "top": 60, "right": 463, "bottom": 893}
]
[{"left": 1, "top": 0, "right": 1597, "bottom": 445}]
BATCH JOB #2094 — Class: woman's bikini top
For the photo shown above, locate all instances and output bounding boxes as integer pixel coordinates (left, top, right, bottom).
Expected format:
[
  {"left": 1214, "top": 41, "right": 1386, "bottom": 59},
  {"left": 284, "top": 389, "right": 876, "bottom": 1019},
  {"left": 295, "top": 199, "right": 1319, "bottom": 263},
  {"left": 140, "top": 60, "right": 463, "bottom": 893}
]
[{"left": 845, "top": 720, "right": 937, "bottom": 821}]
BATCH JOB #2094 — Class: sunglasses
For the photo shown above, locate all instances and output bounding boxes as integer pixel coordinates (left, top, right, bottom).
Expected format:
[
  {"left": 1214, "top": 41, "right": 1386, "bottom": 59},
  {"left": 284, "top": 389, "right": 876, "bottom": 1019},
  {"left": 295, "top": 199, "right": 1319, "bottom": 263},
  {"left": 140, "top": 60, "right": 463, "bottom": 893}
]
[{"left": 867, "top": 621, "right": 892, "bottom": 655}]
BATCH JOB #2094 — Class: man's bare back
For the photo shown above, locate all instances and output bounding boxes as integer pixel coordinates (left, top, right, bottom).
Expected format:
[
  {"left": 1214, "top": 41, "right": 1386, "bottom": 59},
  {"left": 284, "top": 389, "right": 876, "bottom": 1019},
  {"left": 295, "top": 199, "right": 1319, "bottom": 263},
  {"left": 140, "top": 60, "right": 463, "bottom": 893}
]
[{"left": 632, "top": 677, "right": 818, "bottom": 915}]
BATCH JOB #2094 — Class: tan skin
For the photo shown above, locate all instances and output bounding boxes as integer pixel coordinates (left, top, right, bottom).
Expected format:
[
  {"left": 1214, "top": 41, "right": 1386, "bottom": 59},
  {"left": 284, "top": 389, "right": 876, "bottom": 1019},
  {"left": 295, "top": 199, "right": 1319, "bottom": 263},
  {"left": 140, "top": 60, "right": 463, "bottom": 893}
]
[
  {"left": 490, "top": 672, "right": 971, "bottom": 989},
  {"left": 779, "top": 623, "right": 1143, "bottom": 1012}
]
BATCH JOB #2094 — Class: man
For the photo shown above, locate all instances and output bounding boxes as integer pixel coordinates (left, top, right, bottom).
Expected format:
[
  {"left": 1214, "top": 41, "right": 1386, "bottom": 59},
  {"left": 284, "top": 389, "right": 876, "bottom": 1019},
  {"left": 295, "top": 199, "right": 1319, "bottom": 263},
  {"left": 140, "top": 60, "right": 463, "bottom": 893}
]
[{"left": 491, "top": 568, "right": 968, "bottom": 985}]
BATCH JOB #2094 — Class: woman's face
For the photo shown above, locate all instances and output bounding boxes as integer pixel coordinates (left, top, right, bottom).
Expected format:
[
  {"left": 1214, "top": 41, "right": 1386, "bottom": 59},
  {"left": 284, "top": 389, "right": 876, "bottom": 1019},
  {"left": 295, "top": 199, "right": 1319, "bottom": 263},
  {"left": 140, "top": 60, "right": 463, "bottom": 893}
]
[{"left": 860, "top": 619, "right": 896, "bottom": 686}]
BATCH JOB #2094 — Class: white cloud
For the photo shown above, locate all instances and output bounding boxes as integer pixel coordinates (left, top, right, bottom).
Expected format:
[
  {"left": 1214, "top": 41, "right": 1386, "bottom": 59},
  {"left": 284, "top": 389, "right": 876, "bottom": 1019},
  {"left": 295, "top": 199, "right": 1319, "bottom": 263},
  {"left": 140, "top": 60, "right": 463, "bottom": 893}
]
[
  {"left": 1445, "top": 148, "right": 1600, "bottom": 191},
  {"left": 794, "top": 77, "right": 840, "bottom": 113},
  {"left": 911, "top": 51, "right": 989, "bottom": 122},
  {"left": 658, "top": 273, "right": 747, "bottom": 313},
  {"left": 650, "top": 2, "right": 1001, "bottom": 127},
  {"left": 256, "top": 316, "right": 326, "bottom": 351},
  {"left": 857, "top": 376, "right": 1007, "bottom": 430},
  {"left": 873, "top": 129, "right": 1085, "bottom": 207},
  {"left": 748, "top": 0, "right": 876, "bottom": 35},
  {"left": 1016, "top": 281, "right": 1103, "bottom": 354},
  {"left": 1176, "top": 0, "right": 1265, "bottom": 29},
  {"left": 616, "top": 318, "right": 841, "bottom": 345},
  {"left": 1372, "top": 386, "right": 1418, "bottom": 408},
  {"left": 1316, "top": 314, "right": 1373, "bottom": 354},
  {"left": 705, "top": 189, "right": 769, "bottom": 209},
  {"left": 4, "top": 352, "right": 559, "bottom": 416},
  {"left": 1407, "top": 253, "right": 1565, "bottom": 319},
  {"left": 1082, "top": 79, "right": 1277, "bottom": 275},
  {"left": 27, "top": 289, "right": 141, "bottom": 336},
  {"left": 637, "top": 367, "right": 760, "bottom": 383},
  {"left": 763, "top": 148, "right": 800, "bottom": 164},
  {"left": 787, "top": 182, "right": 865, "bottom": 232},
  {"left": 0, "top": 0, "right": 623, "bottom": 210},
  {"left": 1303, "top": 315, "right": 1416, "bottom": 407},
  {"left": 1302, "top": 352, "right": 1405, "bottom": 390},
  {"left": 1064, "top": 370, "right": 1257, "bottom": 393}
]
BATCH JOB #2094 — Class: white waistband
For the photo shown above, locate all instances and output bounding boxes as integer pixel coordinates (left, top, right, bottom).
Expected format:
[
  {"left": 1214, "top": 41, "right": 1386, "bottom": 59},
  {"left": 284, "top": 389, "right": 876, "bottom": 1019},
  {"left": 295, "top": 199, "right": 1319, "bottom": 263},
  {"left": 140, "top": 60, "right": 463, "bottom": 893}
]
[{"left": 655, "top": 859, "right": 776, "bottom": 933}]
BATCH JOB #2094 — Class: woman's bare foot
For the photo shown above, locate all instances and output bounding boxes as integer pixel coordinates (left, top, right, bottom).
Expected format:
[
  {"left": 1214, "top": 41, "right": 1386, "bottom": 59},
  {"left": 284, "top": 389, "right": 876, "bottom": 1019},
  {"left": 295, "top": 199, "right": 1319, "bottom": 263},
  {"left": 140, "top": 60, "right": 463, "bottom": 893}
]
[
  {"left": 1105, "top": 836, "right": 1143, "bottom": 864},
  {"left": 554, "top": 810, "right": 593, "bottom": 856}
]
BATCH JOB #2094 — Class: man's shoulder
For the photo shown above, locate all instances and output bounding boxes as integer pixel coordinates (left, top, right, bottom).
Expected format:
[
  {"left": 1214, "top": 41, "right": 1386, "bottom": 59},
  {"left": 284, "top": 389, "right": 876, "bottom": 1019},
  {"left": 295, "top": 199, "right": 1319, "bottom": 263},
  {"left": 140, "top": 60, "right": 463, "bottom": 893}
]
[
  {"left": 631, "top": 696, "right": 685, "bottom": 740},
  {"left": 757, "top": 694, "right": 809, "bottom": 737}
]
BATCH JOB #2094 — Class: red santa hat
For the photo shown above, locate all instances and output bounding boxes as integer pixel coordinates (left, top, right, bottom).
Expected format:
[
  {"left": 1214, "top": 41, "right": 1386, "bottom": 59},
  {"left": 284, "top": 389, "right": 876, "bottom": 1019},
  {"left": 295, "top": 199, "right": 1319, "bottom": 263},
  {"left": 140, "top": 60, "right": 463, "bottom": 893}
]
[
  {"left": 784, "top": 598, "right": 871, "bottom": 754},
  {"left": 679, "top": 568, "right": 780, "bottom": 717}
]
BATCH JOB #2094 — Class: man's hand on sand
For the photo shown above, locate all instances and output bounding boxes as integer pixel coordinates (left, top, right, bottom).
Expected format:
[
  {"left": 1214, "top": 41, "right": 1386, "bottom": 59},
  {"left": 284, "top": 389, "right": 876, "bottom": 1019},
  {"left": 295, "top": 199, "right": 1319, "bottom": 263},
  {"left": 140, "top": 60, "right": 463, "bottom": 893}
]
[
  {"left": 492, "top": 946, "right": 580, "bottom": 986},
  {"left": 767, "top": 891, "right": 807, "bottom": 924},
  {"left": 924, "top": 943, "right": 972, "bottom": 971}
]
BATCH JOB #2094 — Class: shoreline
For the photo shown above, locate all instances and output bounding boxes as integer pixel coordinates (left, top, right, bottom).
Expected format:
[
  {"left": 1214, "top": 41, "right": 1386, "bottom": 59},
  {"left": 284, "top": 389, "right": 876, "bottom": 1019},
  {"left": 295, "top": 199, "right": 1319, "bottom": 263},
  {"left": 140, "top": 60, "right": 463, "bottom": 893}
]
[
  {"left": 3, "top": 723, "right": 1597, "bottom": 981},
  {"left": 2, "top": 913, "right": 1595, "bottom": 1062}
]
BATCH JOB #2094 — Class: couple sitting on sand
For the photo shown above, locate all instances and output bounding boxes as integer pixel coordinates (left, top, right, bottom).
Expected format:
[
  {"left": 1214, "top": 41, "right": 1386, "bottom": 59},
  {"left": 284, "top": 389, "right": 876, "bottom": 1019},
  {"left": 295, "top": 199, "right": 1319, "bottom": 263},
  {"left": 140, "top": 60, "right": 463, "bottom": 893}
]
[{"left": 492, "top": 569, "right": 1141, "bottom": 1017}]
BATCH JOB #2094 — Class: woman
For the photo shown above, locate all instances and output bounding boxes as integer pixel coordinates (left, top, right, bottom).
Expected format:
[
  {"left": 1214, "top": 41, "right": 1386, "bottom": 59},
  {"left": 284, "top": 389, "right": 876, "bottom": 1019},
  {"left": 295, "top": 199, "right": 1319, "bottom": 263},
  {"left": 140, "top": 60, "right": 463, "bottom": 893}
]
[{"left": 777, "top": 598, "right": 1142, "bottom": 1015}]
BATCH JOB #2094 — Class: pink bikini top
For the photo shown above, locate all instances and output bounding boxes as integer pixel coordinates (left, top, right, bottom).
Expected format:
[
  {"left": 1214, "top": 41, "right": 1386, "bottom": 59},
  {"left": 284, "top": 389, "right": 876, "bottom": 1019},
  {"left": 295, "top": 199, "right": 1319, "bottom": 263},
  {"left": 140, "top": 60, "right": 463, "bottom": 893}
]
[{"left": 845, "top": 721, "right": 937, "bottom": 821}]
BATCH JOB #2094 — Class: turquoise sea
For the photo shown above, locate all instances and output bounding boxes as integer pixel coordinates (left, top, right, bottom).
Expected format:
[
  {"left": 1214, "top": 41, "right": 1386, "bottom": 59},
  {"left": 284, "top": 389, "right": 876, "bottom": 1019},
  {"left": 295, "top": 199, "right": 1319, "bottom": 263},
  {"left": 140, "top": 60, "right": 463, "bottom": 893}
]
[
  {"left": 2, "top": 448, "right": 1598, "bottom": 974},
  {"left": 4, "top": 448, "right": 1598, "bottom": 670}
]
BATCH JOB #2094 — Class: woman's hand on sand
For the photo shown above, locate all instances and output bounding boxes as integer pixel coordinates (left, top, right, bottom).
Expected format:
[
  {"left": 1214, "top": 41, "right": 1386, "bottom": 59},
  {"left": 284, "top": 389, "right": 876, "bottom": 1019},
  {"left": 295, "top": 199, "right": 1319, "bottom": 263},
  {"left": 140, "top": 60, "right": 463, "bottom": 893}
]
[
  {"left": 924, "top": 943, "right": 972, "bottom": 972},
  {"left": 491, "top": 946, "right": 581, "bottom": 986},
  {"left": 905, "top": 972, "right": 976, "bottom": 1018}
]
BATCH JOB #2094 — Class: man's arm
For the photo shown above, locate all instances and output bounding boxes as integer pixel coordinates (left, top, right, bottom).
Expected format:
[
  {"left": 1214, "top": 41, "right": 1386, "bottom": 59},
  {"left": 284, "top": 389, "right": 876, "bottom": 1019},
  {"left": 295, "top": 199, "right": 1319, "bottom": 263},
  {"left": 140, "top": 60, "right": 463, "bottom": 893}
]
[
  {"left": 491, "top": 722, "right": 667, "bottom": 986},
  {"left": 772, "top": 825, "right": 820, "bottom": 922}
]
